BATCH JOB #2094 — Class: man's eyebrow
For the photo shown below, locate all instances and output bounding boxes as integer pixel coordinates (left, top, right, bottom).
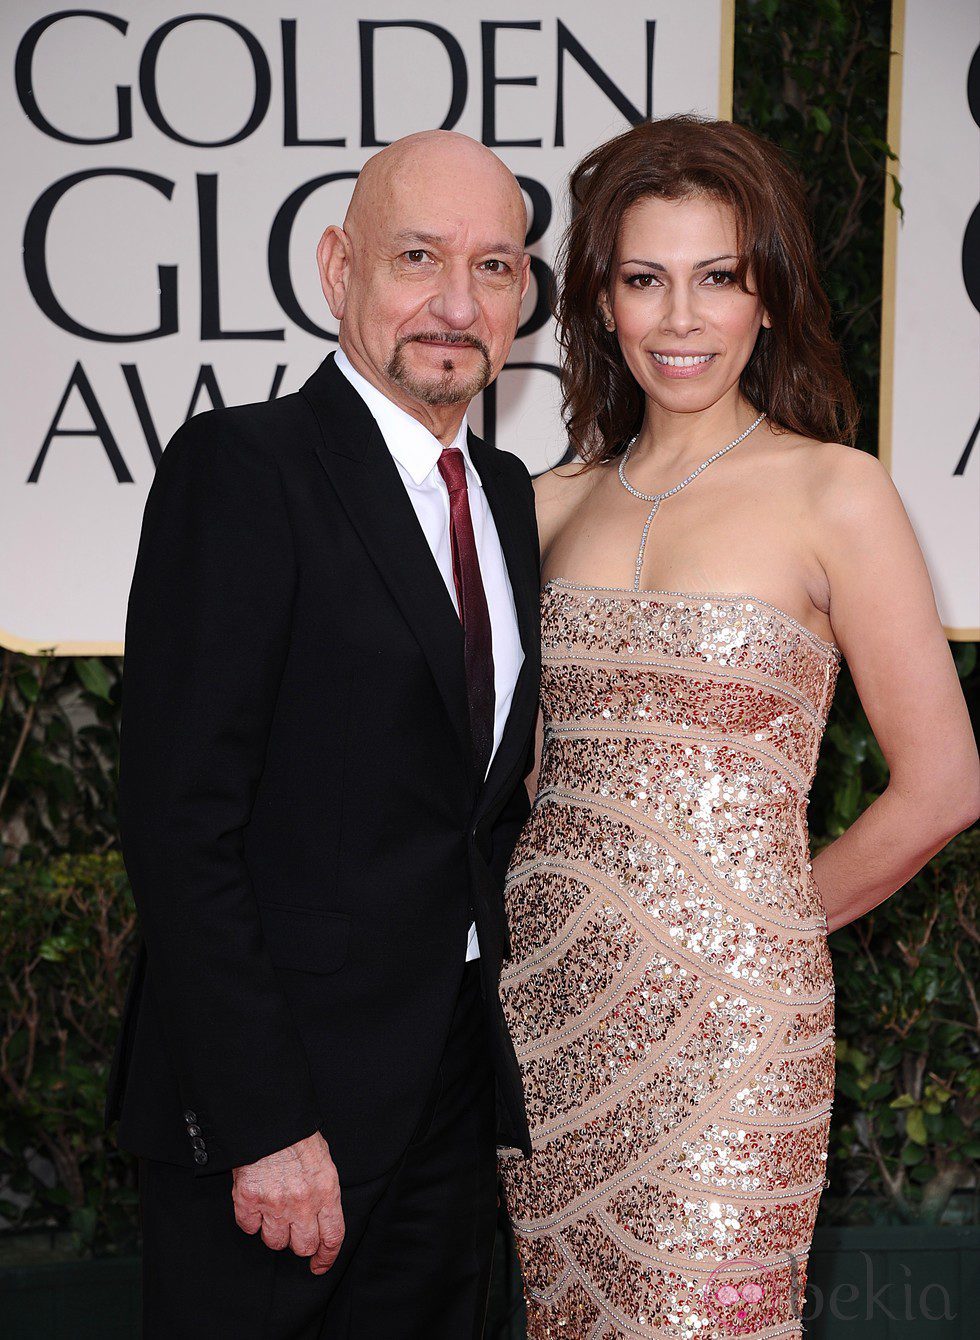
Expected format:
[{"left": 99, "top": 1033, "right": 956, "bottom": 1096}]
[
  {"left": 394, "top": 230, "right": 524, "bottom": 259},
  {"left": 394, "top": 230, "right": 445, "bottom": 247},
  {"left": 483, "top": 240, "right": 526, "bottom": 259},
  {"left": 619, "top": 253, "right": 739, "bottom": 271}
]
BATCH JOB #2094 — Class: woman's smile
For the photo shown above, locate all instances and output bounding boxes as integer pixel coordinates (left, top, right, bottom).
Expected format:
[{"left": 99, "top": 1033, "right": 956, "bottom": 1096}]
[{"left": 649, "top": 349, "right": 718, "bottom": 377}]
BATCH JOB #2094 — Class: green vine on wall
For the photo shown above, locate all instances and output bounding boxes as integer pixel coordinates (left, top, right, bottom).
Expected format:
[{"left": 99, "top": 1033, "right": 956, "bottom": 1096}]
[{"left": 736, "top": 0, "right": 893, "bottom": 454}]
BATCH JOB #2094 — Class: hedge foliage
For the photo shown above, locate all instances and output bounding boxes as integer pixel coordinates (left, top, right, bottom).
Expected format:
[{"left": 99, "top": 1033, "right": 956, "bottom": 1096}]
[
  {"left": 826, "top": 831, "right": 980, "bottom": 1223},
  {"left": 0, "top": 855, "right": 138, "bottom": 1252},
  {"left": 733, "top": 0, "right": 979, "bottom": 1222}
]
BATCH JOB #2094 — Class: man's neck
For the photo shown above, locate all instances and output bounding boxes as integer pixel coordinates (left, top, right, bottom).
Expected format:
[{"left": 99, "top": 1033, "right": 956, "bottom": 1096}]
[{"left": 337, "top": 343, "right": 467, "bottom": 446}]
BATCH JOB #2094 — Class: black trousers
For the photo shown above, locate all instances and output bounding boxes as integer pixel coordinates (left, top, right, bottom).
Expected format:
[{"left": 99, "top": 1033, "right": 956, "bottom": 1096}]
[{"left": 139, "top": 961, "right": 497, "bottom": 1339}]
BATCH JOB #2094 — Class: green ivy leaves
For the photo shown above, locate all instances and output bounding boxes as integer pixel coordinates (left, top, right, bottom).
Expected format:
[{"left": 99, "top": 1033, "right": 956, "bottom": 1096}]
[
  {"left": 71, "top": 658, "right": 113, "bottom": 704},
  {"left": 0, "top": 651, "right": 122, "bottom": 863}
]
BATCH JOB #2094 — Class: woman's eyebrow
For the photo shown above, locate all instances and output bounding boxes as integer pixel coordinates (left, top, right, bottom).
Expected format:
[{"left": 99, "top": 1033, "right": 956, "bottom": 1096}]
[{"left": 619, "top": 253, "right": 739, "bottom": 270}]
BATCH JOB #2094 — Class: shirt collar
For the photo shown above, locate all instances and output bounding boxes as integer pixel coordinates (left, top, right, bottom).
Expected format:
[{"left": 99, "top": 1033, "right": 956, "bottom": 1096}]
[{"left": 334, "top": 348, "right": 478, "bottom": 487}]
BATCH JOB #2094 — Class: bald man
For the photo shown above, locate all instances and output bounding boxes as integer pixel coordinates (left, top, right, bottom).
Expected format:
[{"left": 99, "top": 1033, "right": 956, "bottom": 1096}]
[{"left": 108, "top": 132, "right": 540, "bottom": 1337}]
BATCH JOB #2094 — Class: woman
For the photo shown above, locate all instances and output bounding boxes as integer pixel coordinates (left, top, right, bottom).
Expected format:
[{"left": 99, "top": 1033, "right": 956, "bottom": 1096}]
[{"left": 498, "top": 116, "right": 979, "bottom": 1339}]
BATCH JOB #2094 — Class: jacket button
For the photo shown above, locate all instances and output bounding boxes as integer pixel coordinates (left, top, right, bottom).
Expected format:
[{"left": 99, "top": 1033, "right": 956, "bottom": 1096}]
[
  {"left": 183, "top": 1110, "right": 197, "bottom": 1124},
  {"left": 191, "top": 1137, "right": 206, "bottom": 1150},
  {"left": 193, "top": 1149, "right": 209, "bottom": 1166},
  {"left": 186, "top": 1125, "right": 201, "bottom": 1138}
]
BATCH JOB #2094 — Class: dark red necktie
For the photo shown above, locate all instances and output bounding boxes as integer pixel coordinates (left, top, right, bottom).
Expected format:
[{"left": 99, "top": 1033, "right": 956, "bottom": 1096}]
[{"left": 437, "top": 447, "right": 495, "bottom": 777}]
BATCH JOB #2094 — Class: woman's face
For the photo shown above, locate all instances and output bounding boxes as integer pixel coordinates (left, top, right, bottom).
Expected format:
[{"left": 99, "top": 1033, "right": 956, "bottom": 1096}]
[{"left": 601, "top": 193, "right": 769, "bottom": 416}]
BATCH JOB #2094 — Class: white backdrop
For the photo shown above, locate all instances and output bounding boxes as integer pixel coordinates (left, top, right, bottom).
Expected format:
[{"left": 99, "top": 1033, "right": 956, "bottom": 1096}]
[
  {"left": 880, "top": 0, "right": 980, "bottom": 639},
  {"left": 0, "top": 1, "right": 733, "bottom": 654}
]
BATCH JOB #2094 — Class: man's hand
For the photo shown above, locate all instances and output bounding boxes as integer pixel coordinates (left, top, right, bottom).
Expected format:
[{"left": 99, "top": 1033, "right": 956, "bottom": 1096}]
[{"left": 232, "top": 1131, "right": 345, "bottom": 1275}]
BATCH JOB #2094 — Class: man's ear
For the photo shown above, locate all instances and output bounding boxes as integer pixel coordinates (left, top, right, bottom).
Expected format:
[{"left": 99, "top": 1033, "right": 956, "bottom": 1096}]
[
  {"left": 317, "top": 226, "right": 351, "bottom": 320},
  {"left": 519, "top": 252, "right": 532, "bottom": 304}
]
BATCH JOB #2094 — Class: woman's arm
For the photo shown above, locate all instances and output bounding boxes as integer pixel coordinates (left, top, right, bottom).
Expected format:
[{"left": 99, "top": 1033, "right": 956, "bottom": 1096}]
[
  {"left": 525, "top": 706, "right": 545, "bottom": 802},
  {"left": 810, "top": 447, "right": 979, "bottom": 934},
  {"left": 526, "top": 464, "right": 588, "bottom": 803}
]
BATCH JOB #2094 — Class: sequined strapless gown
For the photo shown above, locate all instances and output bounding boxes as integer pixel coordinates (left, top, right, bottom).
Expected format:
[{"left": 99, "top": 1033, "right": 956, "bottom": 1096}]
[{"left": 499, "top": 580, "right": 840, "bottom": 1340}]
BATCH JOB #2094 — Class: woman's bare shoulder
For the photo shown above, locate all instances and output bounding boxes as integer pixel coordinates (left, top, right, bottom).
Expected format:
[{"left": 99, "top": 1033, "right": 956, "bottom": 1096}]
[
  {"left": 765, "top": 432, "right": 895, "bottom": 518},
  {"left": 533, "top": 456, "right": 602, "bottom": 552},
  {"left": 533, "top": 457, "right": 600, "bottom": 512},
  {"left": 794, "top": 439, "right": 899, "bottom": 525}
]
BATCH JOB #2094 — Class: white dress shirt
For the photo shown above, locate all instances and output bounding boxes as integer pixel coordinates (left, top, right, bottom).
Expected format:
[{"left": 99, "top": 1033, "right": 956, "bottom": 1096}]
[{"left": 335, "top": 349, "right": 524, "bottom": 962}]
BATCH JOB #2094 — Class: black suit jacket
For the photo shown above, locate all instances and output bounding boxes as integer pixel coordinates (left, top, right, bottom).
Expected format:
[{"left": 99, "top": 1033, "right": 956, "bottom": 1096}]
[{"left": 106, "top": 353, "right": 539, "bottom": 1183}]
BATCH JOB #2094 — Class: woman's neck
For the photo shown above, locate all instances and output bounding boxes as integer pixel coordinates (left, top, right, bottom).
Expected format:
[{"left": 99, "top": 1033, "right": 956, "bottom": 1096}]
[{"left": 628, "top": 391, "right": 761, "bottom": 483}]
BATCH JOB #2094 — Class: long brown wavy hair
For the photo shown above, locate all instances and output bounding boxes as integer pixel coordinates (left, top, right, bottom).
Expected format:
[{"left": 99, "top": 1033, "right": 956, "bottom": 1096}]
[{"left": 556, "top": 115, "right": 859, "bottom": 462}]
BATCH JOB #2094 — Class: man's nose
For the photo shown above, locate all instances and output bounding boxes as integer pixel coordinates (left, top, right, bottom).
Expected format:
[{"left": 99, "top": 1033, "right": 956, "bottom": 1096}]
[
  {"left": 661, "top": 286, "right": 704, "bottom": 339},
  {"left": 428, "top": 263, "right": 480, "bottom": 330}
]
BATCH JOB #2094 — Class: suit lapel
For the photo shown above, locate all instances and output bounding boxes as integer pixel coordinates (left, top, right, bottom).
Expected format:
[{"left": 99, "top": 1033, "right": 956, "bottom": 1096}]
[
  {"left": 469, "top": 434, "right": 541, "bottom": 822},
  {"left": 301, "top": 356, "right": 474, "bottom": 774}
]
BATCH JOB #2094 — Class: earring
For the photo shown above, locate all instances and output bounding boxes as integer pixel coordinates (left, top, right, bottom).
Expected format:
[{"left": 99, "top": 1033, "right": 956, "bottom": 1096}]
[{"left": 603, "top": 318, "right": 615, "bottom": 332}]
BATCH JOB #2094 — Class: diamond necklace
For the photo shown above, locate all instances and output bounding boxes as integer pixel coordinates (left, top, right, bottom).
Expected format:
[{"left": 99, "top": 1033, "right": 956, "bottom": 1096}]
[{"left": 617, "top": 412, "right": 766, "bottom": 591}]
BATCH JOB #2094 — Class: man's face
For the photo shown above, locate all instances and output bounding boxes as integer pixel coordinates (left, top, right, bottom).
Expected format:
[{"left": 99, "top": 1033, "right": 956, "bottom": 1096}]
[{"left": 327, "top": 148, "right": 530, "bottom": 411}]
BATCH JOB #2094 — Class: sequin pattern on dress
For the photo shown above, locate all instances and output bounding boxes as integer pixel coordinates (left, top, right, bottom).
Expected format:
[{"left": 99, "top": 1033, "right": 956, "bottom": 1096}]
[{"left": 499, "top": 582, "right": 839, "bottom": 1339}]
